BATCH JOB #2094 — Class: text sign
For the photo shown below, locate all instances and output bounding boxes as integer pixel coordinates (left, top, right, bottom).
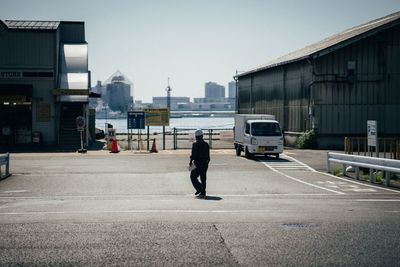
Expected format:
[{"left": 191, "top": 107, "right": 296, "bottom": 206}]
[
  {"left": 0, "top": 71, "right": 22, "bottom": 79},
  {"left": 143, "top": 108, "right": 170, "bottom": 126},
  {"left": 127, "top": 111, "right": 145, "bottom": 129},
  {"left": 367, "top": 120, "right": 377, "bottom": 147}
]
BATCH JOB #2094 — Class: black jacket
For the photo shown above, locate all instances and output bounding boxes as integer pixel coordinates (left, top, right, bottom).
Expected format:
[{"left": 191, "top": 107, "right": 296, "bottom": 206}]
[{"left": 190, "top": 139, "right": 210, "bottom": 165}]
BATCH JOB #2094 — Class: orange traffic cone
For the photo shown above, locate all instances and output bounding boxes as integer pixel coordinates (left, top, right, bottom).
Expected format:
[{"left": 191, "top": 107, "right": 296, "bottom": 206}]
[
  {"left": 111, "top": 138, "right": 119, "bottom": 153},
  {"left": 150, "top": 138, "right": 158, "bottom": 153}
]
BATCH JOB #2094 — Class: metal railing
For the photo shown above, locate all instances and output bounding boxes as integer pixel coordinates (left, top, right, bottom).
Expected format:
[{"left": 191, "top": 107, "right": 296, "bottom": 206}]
[
  {"left": 0, "top": 153, "right": 11, "bottom": 179},
  {"left": 344, "top": 137, "right": 400, "bottom": 159},
  {"left": 327, "top": 152, "right": 400, "bottom": 187},
  {"left": 172, "top": 128, "right": 234, "bottom": 150}
]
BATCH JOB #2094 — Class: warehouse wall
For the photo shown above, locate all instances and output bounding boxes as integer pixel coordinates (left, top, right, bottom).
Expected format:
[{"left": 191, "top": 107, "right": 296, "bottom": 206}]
[
  {"left": 0, "top": 26, "right": 58, "bottom": 145},
  {"left": 0, "top": 28, "right": 55, "bottom": 68},
  {"left": 237, "top": 61, "right": 312, "bottom": 133},
  {"left": 237, "top": 23, "right": 400, "bottom": 148},
  {"left": 313, "top": 23, "right": 400, "bottom": 137}
]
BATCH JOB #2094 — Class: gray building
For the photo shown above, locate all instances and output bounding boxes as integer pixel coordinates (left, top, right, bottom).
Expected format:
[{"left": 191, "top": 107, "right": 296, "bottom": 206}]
[
  {"left": 152, "top": 96, "right": 190, "bottom": 110},
  {"left": 228, "top": 81, "right": 236, "bottom": 98},
  {"left": 0, "top": 20, "right": 91, "bottom": 148},
  {"left": 236, "top": 12, "right": 400, "bottom": 149},
  {"left": 205, "top": 82, "right": 225, "bottom": 98}
]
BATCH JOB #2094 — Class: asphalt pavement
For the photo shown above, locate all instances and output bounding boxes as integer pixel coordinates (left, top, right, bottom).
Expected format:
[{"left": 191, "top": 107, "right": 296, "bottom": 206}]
[{"left": 0, "top": 149, "right": 399, "bottom": 266}]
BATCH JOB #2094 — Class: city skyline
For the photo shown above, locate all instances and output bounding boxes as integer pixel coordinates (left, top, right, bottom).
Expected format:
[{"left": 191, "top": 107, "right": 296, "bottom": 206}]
[{"left": 0, "top": 0, "right": 399, "bottom": 102}]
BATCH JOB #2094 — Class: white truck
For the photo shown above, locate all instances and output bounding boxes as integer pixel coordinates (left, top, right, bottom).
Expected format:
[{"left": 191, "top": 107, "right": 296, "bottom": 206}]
[{"left": 234, "top": 114, "right": 284, "bottom": 158}]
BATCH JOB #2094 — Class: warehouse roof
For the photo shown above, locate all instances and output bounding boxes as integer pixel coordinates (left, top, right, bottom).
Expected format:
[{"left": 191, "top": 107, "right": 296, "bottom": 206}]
[
  {"left": 238, "top": 11, "right": 400, "bottom": 77},
  {"left": 2, "top": 20, "right": 60, "bottom": 30}
]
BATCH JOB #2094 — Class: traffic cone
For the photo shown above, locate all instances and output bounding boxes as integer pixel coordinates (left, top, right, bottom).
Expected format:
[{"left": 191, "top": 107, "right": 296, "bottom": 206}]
[
  {"left": 111, "top": 138, "right": 119, "bottom": 153},
  {"left": 150, "top": 138, "right": 158, "bottom": 153}
]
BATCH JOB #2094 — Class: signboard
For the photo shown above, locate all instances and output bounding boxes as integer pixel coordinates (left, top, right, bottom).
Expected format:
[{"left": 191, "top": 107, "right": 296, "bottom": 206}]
[
  {"left": 143, "top": 108, "right": 170, "bottom": 126},
  {"left": 36, "top": 103, "right": 51, "bottom": 122},
  {"left": 52, "top": 89, "right": 89, "bottom": 96},
  {"left": 76, "top": 116, "right": 86, "bottom": 131},
  {"left": 367, "top": 120, "right": 377, "bottom": 147},
  {"left": 127, "top": 111, "right": 145, "bottom": 129},
  {"left": 0, "top": 71, "right": 22, "bottom": 79}
]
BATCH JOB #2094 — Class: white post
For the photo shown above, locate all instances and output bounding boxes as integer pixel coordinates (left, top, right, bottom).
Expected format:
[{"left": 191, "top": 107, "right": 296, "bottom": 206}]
[
  {"left": 385, "top": 171, "right": 390, "bottom": 187},
  {"left": 356, "top": 167, "right": 360, "bottom": 180},
  {"left": 327, "top": 152, "right": 331, "bottom": 173}
]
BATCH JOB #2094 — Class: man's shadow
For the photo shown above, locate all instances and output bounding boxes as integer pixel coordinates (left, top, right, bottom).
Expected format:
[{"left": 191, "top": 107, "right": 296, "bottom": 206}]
[{"left": 199, "top": 196, "right": 222, "bottom": 201}]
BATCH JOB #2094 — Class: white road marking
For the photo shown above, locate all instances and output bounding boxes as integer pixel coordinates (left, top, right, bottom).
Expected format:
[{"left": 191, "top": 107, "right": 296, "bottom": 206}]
[
  {"left": 356, "top": 199, "right": 400, "bottom": 202},
  {"left": 2, "top": 190, "right": 29, "bottom": 193},
  {"left": 0, "top": 193, "right": 334, "bottom": 200},
  {"left": 316, "top": 181, "right": 377, "bottom": 192},
  {"left": 259, "top": 160, "right": 345, "bottom": 195},
  {"left": 283, "top": 154, "right": 400, "bottom": 194}
]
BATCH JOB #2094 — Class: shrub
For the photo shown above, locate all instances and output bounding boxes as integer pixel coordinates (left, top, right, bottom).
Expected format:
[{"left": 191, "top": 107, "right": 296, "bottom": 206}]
[
  {"left": 331, "top": 168, "right": 341, "bottom": 176},
  {"left": 296, "top": 129, "right": 316, "bottom": 149}
]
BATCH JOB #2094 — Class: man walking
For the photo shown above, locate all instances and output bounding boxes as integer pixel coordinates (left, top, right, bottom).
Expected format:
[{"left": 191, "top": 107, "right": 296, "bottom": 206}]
[{"left": 189, "top": 129, "right": 210, "bottom": 199}]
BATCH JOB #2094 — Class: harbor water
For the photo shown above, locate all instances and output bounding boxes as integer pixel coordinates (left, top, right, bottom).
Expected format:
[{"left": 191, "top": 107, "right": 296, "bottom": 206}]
[{"left": 96, "top": 117, "right": 234, "bottom": 134}]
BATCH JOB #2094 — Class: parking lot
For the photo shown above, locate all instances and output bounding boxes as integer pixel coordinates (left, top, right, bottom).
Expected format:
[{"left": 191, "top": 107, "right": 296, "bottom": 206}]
[{"left": 0, "top": 150, "right": 399, "bottom": 266}]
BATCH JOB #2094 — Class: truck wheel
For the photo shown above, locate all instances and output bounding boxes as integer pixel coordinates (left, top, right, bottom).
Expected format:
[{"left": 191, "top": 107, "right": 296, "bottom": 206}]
[
  {"left": 235, "top": 146, "right": 241, "bottom": 156},
  {"left": 245, "top": 147, "right": 253, "bottom": 159}
]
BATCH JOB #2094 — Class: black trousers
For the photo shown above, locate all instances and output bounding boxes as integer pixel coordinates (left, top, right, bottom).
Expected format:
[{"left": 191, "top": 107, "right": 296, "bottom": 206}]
[{"left": 190, "top": 162, "right": 208, "bottom": 195}]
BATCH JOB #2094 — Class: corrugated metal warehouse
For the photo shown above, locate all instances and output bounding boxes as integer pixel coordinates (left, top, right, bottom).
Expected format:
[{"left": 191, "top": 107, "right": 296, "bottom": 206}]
[
  {"left": 236, "top": 11, "right": 400, "bottom": 149},
  {"left": 0, "top": 20, "right": 91, "bottom": 149}
]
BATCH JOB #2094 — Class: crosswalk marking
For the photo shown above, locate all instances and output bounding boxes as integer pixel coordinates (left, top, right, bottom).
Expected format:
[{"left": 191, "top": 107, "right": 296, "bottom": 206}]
[{"left": 262, "top": 159, "right": 313, "bottom": 172}]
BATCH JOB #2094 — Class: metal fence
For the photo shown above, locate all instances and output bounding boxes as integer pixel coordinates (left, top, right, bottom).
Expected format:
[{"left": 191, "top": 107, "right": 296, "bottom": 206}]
[
  {"left": 344, "top": 137, "right": 400, "bottom": 159},
  {"left": 172, "top": 128, "right": 234, "bottom": 150}
]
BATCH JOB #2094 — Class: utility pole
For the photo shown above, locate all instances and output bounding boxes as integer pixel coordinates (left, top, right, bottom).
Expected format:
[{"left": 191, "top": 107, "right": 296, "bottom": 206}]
[
  {"left": 164, "top": 78, "right": 172, "bottom": 151},
  {"left": 166, "top": 77, "right": 172, "bottom": 110}
]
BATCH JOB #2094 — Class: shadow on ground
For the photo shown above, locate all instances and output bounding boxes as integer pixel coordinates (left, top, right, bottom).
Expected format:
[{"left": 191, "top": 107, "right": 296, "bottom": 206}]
[{"left": 0, "top": 140, "right": 106, "bottom": 153}]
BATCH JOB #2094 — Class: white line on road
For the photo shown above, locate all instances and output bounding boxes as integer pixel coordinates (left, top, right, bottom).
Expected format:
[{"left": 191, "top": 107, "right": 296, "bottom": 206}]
[
  {"left": 0, "top": 193, "right": 334, "bottom": 200},
  {"left": 356, "top": 199, "right": 400, "bottom": 202},
  {"left": 283, "top": 154, "right": 400, "bottom": 194},
  {"left": 259, "top": 160, "right": 345, "bottom": 195}
]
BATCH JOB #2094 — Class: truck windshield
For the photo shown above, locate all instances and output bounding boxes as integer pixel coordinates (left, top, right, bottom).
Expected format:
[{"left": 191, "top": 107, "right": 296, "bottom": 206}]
[{"left": 251, "top": 122, "right": 282, "bottom": 136}]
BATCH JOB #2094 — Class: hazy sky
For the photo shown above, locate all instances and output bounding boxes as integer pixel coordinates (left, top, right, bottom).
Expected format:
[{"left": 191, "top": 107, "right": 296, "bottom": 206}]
[{"left": 1, "top": 0, "right": 399, "bottom": 102}]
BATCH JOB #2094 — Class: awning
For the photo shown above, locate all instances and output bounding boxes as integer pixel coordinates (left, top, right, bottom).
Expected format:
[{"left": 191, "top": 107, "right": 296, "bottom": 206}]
[{"left": 58, "top": 44, "right": 89, "bottom": 102}]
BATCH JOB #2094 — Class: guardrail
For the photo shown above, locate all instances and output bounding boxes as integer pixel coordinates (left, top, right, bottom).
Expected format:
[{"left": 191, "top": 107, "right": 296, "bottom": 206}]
[
  {"left": 327, "top": 152, "right": 400, "bottom": 187},
  {"left": 0, "top": 153, "right": 11, "bottom": 179}
]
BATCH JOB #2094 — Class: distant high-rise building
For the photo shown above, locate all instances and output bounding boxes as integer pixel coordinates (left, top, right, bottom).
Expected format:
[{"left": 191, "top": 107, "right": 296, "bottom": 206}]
[
  {"left": 103, "top": 70, "right": 133, "bottom": 112},
  {"left": 205, "top": 82, "right": 225, "bottom": 98},
  {"left": 228, "top": 81, "right": 236, "bottom": 98}
]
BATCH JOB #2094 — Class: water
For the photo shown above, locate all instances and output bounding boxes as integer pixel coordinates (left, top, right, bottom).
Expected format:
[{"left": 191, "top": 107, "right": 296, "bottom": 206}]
[{"left": 96, "top": 117, "right": 234, "bottom": 133}]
